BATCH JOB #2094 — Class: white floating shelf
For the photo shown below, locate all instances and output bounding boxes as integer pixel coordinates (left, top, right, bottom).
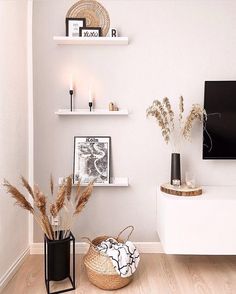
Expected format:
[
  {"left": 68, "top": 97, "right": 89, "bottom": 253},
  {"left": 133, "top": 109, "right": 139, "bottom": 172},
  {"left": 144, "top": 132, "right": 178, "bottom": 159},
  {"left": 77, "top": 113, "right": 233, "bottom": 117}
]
[
  {"left": 55, "top": 109, "right": 129, "bottom": 116},
  {"left": 59, "top": 177, "right": 129, "bottom": 187},
  {"left": 80, "top": 177, "right": 129, "bottom": 187},
  {"left": 53, "top": 36, "right": 129, "bottom": 45}
]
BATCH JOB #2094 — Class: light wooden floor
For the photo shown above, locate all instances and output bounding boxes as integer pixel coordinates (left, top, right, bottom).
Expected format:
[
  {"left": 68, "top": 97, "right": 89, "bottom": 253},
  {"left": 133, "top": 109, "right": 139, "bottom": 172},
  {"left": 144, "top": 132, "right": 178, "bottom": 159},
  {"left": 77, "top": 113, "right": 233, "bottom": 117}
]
[{"left": 2, "top": 254, "right": 236, "bottom": 294}]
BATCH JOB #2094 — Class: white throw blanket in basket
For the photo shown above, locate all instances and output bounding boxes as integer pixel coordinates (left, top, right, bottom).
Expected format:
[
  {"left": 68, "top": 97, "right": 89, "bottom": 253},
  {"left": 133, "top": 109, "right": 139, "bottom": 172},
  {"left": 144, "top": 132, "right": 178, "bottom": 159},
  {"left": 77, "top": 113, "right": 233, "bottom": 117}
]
[{"left": 97, "top": 238, "right": 140, "bottom": 278}]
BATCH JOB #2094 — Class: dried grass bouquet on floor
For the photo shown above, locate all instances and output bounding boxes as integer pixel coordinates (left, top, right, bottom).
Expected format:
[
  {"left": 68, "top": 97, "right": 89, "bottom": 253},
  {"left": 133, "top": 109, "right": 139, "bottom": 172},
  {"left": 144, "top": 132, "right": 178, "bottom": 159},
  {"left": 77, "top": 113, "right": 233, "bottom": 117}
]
[
  {"left": 146, "top": 96, "right": 207, "bottom": 152},
  {"left": 3, "top": 175, "right": 94, "bottom": 240}
]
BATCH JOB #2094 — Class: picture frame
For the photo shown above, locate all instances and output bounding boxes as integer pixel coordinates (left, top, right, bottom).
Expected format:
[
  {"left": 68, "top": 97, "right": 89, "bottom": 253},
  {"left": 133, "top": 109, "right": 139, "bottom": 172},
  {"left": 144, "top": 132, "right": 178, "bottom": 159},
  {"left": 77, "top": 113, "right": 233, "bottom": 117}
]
[
  {"left": 73, "top": 136, "right": 111, "bottom": 184},
  {"left": 79, "top": 27, "right": 102, "bottom": 37},
  {"left": 66, "top": 18, "right": 86, "bottom": 37}
]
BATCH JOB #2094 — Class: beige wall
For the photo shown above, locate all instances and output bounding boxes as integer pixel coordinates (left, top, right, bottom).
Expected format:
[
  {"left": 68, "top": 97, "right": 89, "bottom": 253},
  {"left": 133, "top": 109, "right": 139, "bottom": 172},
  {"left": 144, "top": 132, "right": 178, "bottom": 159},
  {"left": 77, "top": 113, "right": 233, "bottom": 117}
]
[
  {"left": 0, "top": 0, "right": 28, "bottom": 285},
  {"left": 33, "top": 0, "right": 236, "bottom": 242}
]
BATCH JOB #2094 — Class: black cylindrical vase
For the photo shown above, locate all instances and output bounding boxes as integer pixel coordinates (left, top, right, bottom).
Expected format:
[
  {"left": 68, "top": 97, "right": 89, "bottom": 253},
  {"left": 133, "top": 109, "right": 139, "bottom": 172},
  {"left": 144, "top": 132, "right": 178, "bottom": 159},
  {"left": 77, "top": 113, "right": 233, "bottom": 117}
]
[
  {"left": 44, "top": 232, "right": 75, "bottom": 294},
  {"left": 47, "top": 235, "right": 70, "bottom": 281},
  {"left": 171, "top": 153, "right": 181, "bottom": 185}
]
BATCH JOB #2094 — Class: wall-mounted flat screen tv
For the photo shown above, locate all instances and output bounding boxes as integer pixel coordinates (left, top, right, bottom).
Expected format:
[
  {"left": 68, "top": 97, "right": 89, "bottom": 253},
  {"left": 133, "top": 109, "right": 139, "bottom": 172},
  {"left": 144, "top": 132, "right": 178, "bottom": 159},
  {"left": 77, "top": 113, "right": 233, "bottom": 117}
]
[{"left": 203, "top": 81, "right": 236, "bottom": 159}]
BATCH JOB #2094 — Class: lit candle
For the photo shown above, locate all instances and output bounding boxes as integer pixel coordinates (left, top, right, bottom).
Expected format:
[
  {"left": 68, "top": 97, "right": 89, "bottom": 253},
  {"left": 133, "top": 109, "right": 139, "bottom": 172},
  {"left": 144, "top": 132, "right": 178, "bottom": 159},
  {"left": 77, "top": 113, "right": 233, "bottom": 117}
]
[
  {"left": 88, "top": 87, "right": 93, "bottom": 103},
  {"left": 69, "top": 77, "right": 73, "bottom": 91}
]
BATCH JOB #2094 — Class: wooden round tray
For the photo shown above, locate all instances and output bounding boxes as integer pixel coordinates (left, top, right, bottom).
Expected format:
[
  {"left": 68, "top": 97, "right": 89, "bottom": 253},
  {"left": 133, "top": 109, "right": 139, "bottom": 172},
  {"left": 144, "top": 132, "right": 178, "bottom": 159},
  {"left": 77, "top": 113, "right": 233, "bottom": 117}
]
[{"left": 160, "top": 183, "right": 202, "bottom": 197}]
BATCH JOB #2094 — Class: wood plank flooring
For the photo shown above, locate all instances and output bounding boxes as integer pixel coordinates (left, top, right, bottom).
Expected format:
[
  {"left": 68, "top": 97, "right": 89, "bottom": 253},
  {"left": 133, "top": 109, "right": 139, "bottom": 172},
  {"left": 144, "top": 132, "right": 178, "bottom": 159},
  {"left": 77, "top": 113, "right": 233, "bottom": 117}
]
[{"left": 2, "top": 254, "right": 236, "bottom": 294}]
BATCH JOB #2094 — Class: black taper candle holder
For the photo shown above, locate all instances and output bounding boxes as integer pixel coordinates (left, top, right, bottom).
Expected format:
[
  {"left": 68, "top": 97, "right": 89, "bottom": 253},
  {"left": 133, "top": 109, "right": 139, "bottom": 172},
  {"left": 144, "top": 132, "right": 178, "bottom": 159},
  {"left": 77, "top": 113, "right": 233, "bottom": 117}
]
[
  {"left": 89, "top": 102, "right": 93, "bottom": 112},
  {"left": 69, "top": 90, "right": 73, "bottom": 112}
]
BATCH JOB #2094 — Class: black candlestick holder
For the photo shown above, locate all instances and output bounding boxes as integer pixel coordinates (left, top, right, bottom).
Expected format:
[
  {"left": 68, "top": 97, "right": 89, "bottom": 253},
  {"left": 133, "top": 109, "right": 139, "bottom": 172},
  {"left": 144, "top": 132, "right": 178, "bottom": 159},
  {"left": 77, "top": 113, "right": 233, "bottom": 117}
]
[
  {"left": 69, "top": 90, "right": 73, "bottom": 112},
  {"left": 89, "top": 102, "right": 93, "bottom": 112}
]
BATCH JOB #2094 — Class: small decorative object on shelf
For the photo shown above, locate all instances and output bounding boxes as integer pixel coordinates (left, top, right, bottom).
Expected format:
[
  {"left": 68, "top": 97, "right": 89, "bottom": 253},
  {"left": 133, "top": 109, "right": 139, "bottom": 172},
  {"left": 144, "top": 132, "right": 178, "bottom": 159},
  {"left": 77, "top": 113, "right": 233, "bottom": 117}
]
[
  {"left": 66, "top": 0, "right": 110, "bottom": 37},
  {"left": 172, "top": 178, "right": 181, "bottom": 188},
  {"left": 185, "top": 171, "right": 196, "bottom": 189},
  {"left": 108, "top": 102, "right": 119, "bottom": 111},
  {"left": 113, "top": 105, "right": 119, "bottom": 111},
  {"left": 66, "top": 17, "right": 85, "bottom": 37},
  {"left": 109, "top": 102, "right": 114, "bottom": 111},
  {"left": 73, "top": 136, "right": 111, "bottom": 185},
  {"left": 80, "top": 27, "right": 102, "bottom": 37},
  {"left": 109, "top": 28, "right": 118, "bottom": 37},
  {"left": 3, "top": 175, "right": 94, "bottom": 293},
  {"left": 147, "top": 96, "right": 207, "bottom": 186},
  {"left": 160, "top": 183, "right": 202, "bottom": 197}
]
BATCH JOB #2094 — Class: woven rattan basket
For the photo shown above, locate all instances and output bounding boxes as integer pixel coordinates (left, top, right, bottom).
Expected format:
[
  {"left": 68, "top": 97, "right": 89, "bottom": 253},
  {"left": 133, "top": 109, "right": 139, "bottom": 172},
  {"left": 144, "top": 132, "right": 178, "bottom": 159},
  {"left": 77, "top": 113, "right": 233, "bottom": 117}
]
[
  {"left": 83, "top": 226, "right": 134, "bottom": 290},
  {"left": 66, "top": 0, "right": 110, "bottom": 36}
]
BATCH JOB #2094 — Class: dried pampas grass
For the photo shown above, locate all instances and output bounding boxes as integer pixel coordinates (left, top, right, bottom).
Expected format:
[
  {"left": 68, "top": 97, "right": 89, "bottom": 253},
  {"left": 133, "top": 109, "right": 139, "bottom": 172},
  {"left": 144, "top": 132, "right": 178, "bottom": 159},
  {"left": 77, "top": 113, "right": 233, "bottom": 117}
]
[
  {"left": 3, "top": 175, "right": 94, "bottom": 240},
  {"left": 183, "top": 104, "right": 206, "bottom": 140},
  {"left": 60, "top": 179, "right": 94, "bottom": 239},
  {"left": 20, "top": 176, "right": 34, "bottom": 200},
  {"left": 49, "top": 175, "right": 73, "bottom": 218},
  {"left": 53, "top": 184, "right": 67, "bottom": 216},
  {"left": 146, "top": 98, "right": 171, "bottom": 144},
  {"left": 50, "top": 174, "right": 54, "bottom": 197},
  {"left": 34, "top": 188, "right": 54, "bottom": 239},
  {"left": 65, "top": 176, "right": 72, "bottom": 200},
  {"left": 179, "top": 96, "right": 184, "bottom": 123},
  {"left": 74, "top": 180, "right": 94, "bottom": 216},
  {"left": 75, "top": 179, "right": 81, "bottom": 203},
  {"left": 3, "top": 179, "right": 34, "bottom": 213},
  {"left": 3, "top": 179, "right": 54, "bottom": 239},
  {"left": 147, "top": 96, "right": 206, "bottom": 152}
]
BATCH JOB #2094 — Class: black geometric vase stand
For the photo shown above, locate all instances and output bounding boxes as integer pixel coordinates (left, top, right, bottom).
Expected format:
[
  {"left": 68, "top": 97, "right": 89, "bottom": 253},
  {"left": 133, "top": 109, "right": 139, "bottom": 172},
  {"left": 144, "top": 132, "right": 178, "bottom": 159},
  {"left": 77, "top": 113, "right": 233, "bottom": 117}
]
[{"left": 44, "top": 232, "right": 75, "bottom": 294}]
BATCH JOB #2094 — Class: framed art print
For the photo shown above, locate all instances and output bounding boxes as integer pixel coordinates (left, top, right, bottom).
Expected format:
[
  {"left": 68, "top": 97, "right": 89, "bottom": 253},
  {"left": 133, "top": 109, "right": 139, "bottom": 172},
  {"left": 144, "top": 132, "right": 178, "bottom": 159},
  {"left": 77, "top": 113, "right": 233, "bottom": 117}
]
[
  {"left": 73, "top": 136, "right": 111, "bottom": 184},
  {"left": 79, "top": 27, "right": 102, "bottom": 37},
  {"left": 66, "top": 18, "right": 86, "bottom": 37}
]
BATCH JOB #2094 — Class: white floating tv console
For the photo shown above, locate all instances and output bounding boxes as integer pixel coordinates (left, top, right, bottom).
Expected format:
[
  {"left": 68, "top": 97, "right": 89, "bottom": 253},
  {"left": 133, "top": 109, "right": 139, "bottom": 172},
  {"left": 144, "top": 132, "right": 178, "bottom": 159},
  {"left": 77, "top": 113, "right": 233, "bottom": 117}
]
[{"left": 157, "top": 185, "right": 236, "bottom": 255}]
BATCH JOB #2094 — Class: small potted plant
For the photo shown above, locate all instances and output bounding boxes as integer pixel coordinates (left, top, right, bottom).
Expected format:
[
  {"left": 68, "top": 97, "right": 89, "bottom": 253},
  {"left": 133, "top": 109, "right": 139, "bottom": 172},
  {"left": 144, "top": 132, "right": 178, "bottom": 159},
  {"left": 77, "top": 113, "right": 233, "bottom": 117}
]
[{"left": 146, "top": 96, "right": 206, "bottom": 186}]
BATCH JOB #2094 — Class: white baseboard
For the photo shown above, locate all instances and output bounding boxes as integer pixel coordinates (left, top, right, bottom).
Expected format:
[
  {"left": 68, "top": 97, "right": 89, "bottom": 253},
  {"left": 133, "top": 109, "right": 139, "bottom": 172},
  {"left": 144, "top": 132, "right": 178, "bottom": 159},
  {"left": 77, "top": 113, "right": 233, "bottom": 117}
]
[
  {"left": 30, "top": 241, "right": 163, "bottom": 255},
  {"left": 0, "top": 247, "right": 30, "bottom": 293}
]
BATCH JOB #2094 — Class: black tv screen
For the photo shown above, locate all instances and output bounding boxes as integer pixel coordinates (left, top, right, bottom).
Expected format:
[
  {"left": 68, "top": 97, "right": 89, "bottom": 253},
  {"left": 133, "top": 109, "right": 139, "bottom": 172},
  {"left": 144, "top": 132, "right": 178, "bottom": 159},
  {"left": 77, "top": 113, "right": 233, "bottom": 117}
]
[{"left": 203, "top": 81, "right": 236, "bottom": 159}]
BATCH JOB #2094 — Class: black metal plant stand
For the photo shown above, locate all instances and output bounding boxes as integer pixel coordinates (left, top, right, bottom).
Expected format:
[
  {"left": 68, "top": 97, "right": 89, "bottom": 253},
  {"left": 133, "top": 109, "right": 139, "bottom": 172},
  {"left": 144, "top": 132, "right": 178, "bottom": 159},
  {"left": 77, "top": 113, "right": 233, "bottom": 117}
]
[{"left": 44, "top": 232, "right": 75, "bottom": 294}]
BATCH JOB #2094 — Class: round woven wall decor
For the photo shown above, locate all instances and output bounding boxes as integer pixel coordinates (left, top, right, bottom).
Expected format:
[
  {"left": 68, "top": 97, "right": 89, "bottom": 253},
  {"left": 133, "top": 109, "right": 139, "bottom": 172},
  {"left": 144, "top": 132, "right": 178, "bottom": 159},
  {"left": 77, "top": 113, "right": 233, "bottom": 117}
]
[{"left": 66, "top": 0, "right": 110, "bottom": 36}]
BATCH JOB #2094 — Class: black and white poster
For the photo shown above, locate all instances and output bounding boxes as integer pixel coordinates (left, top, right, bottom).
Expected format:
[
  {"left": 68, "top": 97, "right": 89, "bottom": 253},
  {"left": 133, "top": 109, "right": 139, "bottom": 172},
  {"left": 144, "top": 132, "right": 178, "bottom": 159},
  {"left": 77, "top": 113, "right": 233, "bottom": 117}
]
[{"left": 73, "top": 136, "right": 111, "bottom": 184}]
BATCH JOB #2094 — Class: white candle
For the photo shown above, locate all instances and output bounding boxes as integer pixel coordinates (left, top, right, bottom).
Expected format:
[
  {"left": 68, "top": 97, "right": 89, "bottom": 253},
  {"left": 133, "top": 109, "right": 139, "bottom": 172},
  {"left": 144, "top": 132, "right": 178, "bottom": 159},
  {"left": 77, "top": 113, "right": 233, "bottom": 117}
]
[
  {"left": 69, "top": 77, "right": 73, "bottom": 91},
  {"left": 88, "top": 88, "right": 93, "bottom": 103}
]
